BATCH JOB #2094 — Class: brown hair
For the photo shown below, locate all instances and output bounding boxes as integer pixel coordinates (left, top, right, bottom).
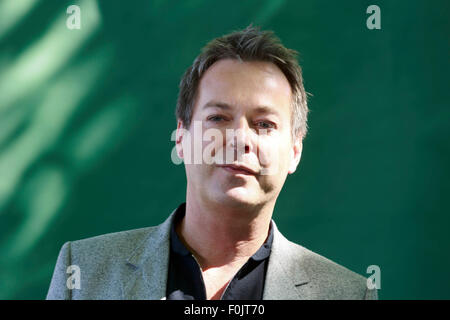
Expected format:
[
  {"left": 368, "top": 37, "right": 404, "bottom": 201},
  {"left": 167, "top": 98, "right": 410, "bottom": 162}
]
[{"left": 176, "top": 24, "right": 309, "bottom": 139}]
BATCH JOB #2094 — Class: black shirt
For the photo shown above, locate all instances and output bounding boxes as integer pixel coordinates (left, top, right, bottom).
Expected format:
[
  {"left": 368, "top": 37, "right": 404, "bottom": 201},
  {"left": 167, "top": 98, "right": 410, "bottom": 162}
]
[{"left": 166, "top": 203, "right": 274, "bottom": 300}]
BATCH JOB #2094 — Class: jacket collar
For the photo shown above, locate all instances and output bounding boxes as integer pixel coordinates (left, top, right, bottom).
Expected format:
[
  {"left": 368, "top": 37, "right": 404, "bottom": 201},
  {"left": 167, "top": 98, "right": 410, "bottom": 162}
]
[{"left": 122, "top": 205, "right": 311, "bottom": 300}]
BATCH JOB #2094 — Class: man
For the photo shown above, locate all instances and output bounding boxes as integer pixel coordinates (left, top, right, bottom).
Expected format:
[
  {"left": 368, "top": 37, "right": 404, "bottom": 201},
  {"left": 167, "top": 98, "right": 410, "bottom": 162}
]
[{"left": 46, "top": 25, "right": 378, "bottom": 300}]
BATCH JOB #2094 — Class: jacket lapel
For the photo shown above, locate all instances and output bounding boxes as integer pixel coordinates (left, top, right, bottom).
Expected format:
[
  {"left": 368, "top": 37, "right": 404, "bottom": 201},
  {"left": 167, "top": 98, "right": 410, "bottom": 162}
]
[
  {"left": 121, "top": 208, "right": 177, "bottom": 300},
  {"left": 263, "top": 220, "right": 312, "bottom": 299}
]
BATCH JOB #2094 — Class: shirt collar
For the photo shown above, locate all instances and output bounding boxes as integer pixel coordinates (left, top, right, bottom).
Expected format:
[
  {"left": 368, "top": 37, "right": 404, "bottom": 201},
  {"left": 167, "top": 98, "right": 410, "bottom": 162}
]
[{"left": 170, "top": 202, "right": 273, "bottom": 261}]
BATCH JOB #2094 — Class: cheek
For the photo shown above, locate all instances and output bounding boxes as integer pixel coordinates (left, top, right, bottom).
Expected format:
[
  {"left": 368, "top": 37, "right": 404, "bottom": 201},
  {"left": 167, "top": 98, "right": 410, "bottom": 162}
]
[
  {"left": 257, "top": 135, "right": 290, "bottom": 170},
  {"left": 202, "top": 136, "right": 223, "bottom": 165}
]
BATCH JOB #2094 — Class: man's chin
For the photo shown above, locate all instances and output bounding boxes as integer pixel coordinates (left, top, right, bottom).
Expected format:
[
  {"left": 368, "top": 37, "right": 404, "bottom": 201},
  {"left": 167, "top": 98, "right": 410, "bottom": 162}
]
[{"left": 216, "top": 187, "right": 259, "bottom": 208}]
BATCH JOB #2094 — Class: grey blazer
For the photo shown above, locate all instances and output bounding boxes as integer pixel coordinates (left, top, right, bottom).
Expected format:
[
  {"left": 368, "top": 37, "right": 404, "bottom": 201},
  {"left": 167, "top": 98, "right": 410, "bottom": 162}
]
[{"left": 46, "top": 207, "right": 378, "bottom": 300}]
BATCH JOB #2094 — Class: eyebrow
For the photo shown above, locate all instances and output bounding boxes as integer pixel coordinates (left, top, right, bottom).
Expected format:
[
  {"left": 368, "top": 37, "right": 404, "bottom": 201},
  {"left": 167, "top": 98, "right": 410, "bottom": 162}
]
[
  {"left": 203, "top": 101, "right": 232, "bottom": 110},
  {"left": 203, "top": 101, "right": 281, "bottom": 117}
]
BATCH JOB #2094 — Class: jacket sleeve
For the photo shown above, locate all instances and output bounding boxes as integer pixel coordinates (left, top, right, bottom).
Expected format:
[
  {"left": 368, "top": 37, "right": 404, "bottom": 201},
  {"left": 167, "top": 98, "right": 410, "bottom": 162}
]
[
  {"left": 46, "top": 242, "right": 72, "bottom": 300},
  {"left": 364, "top": 286, "right": 378, "bottom": 300}
]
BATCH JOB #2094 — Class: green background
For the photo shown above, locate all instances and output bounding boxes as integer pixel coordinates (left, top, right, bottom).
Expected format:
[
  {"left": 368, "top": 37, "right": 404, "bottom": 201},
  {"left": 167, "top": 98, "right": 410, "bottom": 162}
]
[{"left": 0, "top": 0, "right": 449, "bottom": 299}]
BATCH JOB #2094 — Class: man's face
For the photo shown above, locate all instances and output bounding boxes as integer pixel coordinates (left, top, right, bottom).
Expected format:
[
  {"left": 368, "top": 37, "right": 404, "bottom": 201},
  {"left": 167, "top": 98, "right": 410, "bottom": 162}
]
[{"left": 176, "top": 59, "right": 302, "bottom": 209}]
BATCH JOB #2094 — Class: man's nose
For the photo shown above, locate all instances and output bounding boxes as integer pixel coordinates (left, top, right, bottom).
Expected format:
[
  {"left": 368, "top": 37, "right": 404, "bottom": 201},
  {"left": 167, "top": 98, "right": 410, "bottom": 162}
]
[{"left": 227, "top": 118, "right": 254, "bottom": 154}]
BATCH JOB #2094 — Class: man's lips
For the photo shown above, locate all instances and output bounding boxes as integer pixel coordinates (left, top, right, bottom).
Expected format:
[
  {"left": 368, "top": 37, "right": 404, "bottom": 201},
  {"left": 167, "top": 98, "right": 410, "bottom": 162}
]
[{"left": 217, "top": 164, "right": 257, "bottom": 175}]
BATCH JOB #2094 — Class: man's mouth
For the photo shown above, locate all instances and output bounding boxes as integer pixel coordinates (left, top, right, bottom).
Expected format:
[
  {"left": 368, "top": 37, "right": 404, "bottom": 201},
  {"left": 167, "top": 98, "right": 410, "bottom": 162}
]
[{"left": 217, "top": 164, "right": 257, "bottom": 175}]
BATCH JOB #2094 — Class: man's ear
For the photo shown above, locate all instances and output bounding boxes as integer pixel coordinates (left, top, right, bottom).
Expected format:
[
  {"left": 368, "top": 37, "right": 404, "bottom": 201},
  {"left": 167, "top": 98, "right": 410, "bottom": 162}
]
[
  {"left": 288, "top": 135, "right": 303, "bottom": 174},
  {"left": 176, "top": 120, "right": 184, "bottom": 159}
]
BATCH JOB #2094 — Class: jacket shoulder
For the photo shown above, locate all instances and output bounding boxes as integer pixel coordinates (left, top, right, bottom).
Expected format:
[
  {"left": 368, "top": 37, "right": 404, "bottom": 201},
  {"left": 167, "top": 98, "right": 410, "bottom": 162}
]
[
  {"left": 286, "top": 239, "right": 376, "bottom": 299},
  {"left": 70, "top": 226, "right": 157, "bottom": 261},
  {"left": 46, "top": 214, "right": 174, "bottom": 300},
  {"left": 62, "top": 226, "right": 158, "bottom": 299}
]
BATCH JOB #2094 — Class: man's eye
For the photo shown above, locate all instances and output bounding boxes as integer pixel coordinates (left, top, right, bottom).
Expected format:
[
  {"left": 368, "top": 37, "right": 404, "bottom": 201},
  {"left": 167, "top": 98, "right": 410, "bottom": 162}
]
[
  {"left": 208, "top": 115, "right": 225, "bottom": 122},
  {"left": 256, "top": 121, "right": 275, "bottom": 129}
]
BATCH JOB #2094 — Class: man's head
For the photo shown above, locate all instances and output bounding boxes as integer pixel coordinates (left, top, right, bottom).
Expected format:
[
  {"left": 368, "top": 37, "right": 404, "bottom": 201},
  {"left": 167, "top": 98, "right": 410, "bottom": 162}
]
[
  {"left": 175, "top": 25, "right": 309, "bottom": 210},
  {"left": 176, "top": 24, "right": 309, "bottom": 140}
]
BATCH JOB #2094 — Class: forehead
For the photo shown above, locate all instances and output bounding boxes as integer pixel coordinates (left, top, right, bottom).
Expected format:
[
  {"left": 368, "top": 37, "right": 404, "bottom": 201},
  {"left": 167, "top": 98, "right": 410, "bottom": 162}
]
[{"left": 194, "top": 59, "right": 293, "bottom": 116}]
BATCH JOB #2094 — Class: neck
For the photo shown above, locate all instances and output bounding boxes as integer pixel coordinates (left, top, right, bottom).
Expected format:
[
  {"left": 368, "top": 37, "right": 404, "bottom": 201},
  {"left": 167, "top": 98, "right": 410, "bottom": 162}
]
[{"left": 176, "top": 191, "right": 274, "bottom": 271}]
